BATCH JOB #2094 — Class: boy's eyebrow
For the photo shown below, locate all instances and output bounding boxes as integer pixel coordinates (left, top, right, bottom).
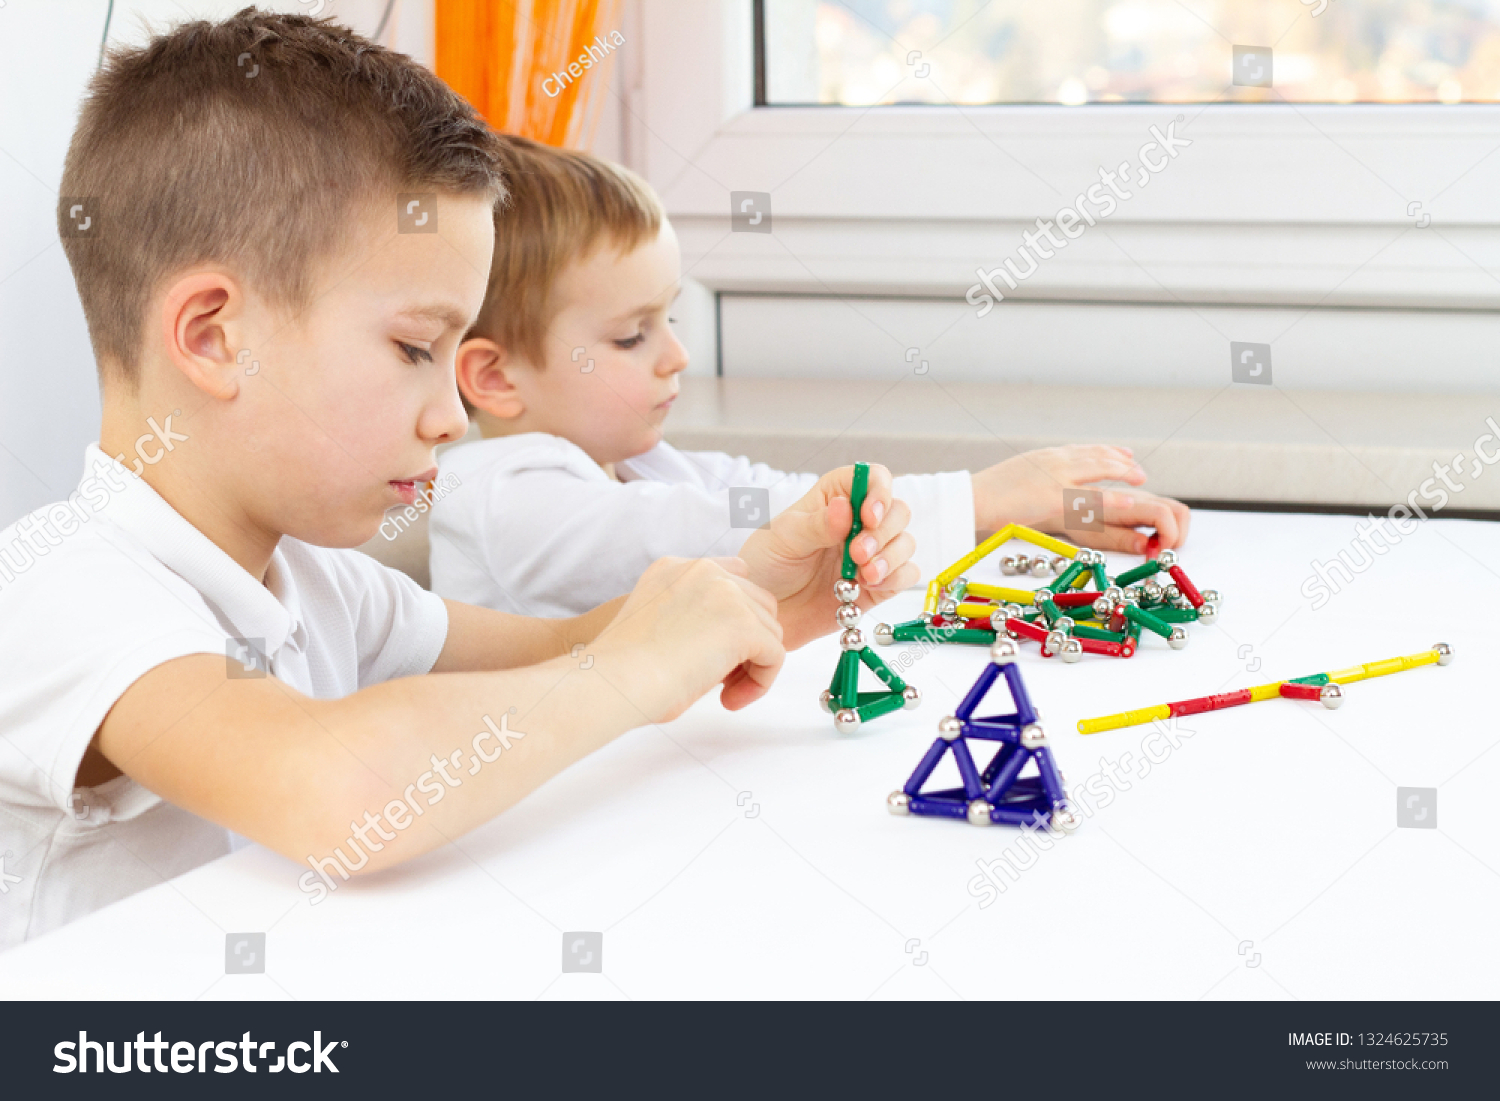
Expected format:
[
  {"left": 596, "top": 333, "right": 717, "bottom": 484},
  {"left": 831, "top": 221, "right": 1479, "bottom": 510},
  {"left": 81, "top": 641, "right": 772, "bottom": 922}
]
[
  {"left": 394, "top": 304, "right": 472, "bottom": 331},
  {"left": 604, "top": 283, "right": 682, "bottom": 326}
]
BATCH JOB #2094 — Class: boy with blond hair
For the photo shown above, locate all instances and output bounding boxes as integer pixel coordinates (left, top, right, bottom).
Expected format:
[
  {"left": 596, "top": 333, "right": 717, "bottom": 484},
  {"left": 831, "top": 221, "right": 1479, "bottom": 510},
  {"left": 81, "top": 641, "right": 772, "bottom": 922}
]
[
  {"left": 0, "top": 10, "right": 916, "bottom": 949},
  {"left": 430, "top": 136, "right": 1190, "bottom": 619}
]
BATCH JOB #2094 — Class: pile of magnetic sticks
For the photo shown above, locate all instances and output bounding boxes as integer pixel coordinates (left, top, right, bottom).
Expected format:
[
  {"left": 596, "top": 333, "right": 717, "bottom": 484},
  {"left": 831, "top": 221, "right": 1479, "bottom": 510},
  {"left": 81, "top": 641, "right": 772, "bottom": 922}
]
[{"left": 874, "top": 525, "right": 1220, "bottom": 661}]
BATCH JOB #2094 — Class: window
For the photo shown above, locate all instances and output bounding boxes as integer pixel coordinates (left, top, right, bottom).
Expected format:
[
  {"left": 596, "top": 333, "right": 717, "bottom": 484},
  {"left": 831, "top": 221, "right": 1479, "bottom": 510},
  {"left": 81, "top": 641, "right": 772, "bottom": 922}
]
[{"left": 764, "top": 0, "right": 1500, "bottom": 105}]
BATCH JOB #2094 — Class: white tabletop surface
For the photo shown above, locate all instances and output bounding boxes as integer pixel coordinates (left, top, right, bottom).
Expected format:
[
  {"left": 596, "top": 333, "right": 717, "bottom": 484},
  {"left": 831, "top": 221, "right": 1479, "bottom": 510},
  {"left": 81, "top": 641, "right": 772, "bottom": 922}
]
[{"left": 3, "top": 510, "right": 1497, "bottom": 1000}]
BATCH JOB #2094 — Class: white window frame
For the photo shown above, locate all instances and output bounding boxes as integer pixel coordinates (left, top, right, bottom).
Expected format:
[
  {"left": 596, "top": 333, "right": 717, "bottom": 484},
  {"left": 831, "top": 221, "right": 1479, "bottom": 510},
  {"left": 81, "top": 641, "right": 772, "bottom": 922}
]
[{"left": 625, "top": 0, "right": 1500, "bottom": 373}]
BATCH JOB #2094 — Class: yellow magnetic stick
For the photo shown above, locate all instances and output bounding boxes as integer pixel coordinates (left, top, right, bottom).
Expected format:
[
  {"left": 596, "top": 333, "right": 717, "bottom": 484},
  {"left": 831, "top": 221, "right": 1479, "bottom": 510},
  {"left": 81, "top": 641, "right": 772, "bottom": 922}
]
[
  {"left": 936, "top": 524, "right": 1015, "bottom": 588},
  {"left": 1010, "top": 526, "right": 1081, "bottom": 558},
  {"left": 922, "top": 578, "right": 943, "bottom": 615},
  {"left": 964, "top": 583, "right": 1036, "bottom": 604},
  {"left": 1078, "top": 704, "right": 1171, "bottom": 735},
  {"left": 1330, "top": 648, "right": 1439, "bottom": 684}
]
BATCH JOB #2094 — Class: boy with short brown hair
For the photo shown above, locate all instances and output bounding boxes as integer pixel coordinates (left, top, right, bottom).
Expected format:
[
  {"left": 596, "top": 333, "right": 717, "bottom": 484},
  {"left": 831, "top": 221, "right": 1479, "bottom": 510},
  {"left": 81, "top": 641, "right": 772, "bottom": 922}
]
[
  {"left": 430, "top": 136, "right": 1189, "bottom": 619},
  {"left": 0, "top": 9, "right": 911, "bottom": 949}
]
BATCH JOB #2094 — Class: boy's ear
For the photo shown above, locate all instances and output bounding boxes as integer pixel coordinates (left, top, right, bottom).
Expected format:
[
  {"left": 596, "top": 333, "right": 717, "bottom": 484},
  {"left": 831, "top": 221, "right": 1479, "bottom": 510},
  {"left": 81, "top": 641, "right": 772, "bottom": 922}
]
[
  {"left": 160, "top": 270, "right": 246, "bottom": 401},
  {"left": 456, "top": 337, "right": 527, "bottom": 419}
]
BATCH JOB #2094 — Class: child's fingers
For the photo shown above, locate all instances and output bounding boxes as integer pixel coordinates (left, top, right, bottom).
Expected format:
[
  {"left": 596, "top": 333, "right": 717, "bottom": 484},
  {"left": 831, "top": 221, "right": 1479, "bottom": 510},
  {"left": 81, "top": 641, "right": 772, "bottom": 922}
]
[
  {"left": 1160, "top": 496, "right": 1191, "bottom": 548},
  {"left": 858, "top": 559, "right": 921, "bottom": 608},
  {"left": 1085, "top": 525, "right": 1151, "bottom": 555},
  {"left": 719, "top": 641, "right": 785, "bottom": 710},
  {"left": 1101, "top": 490, "right": 1182, "bottom": 548},
  {"left": 858, "top": 530, "right": 916, "bottom": 588},
  {"left": 850, "top": 497, "right": 912, "bottom": 564},
  {"left": 859, "top": 463, "right": 894, "bottom": 530},
  {"left": 1067, "top": 445, "right": 1146, "bottom": 487}
]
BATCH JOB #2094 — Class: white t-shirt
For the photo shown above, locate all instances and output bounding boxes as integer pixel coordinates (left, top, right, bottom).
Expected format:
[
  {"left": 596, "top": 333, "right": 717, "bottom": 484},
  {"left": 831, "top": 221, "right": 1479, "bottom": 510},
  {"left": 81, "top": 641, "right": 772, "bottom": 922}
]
[
  {"left": 0, "top": 446, "right": 449, "bottom": 950},
  {"left": 429, "top": 434, "right": 975, "bottom": 618}
]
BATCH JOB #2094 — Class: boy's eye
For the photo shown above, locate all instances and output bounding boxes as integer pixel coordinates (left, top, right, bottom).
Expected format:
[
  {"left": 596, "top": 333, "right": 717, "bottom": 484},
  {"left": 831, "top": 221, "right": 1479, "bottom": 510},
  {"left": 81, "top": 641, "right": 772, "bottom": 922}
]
[
  {"left": 396, "top": 341, "right": 433, "bottom": 364},
  {"left": 613, "top": 333, "right": 646, "bottom": 350}
]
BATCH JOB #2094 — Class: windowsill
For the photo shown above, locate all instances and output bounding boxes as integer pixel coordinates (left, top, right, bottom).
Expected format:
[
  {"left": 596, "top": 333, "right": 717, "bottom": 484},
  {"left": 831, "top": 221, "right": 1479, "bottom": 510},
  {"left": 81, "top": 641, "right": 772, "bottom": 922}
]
[{"left": 662, "top": 376, "right": 1500, "bottom": 511}]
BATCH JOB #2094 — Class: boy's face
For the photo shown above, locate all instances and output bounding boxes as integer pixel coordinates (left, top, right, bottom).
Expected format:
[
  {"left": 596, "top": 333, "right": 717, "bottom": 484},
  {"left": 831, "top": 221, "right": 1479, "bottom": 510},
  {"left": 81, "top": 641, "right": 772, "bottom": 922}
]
[
  {"left": 226, "top": 193, "right": 495, "bottom": 547},
  {"left": 507, "top": 221, "right": 689, "bottom": 465}
]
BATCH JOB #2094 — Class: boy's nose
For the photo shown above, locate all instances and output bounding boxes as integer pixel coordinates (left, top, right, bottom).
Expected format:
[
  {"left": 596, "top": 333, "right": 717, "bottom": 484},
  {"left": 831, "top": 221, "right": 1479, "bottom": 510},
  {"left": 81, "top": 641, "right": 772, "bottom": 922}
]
[
  {"left": 657, "top": 330, "right": 690, "bottom": 376},
  {"left": 422, "top": 380, "right": 471, "bottom": 444}
]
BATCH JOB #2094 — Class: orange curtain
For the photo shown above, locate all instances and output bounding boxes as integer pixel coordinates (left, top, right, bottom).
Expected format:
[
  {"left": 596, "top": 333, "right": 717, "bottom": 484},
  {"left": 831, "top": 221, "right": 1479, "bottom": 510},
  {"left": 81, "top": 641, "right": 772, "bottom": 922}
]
[{"left": 435, "top": 0, "right": 623, "bottom": 148}]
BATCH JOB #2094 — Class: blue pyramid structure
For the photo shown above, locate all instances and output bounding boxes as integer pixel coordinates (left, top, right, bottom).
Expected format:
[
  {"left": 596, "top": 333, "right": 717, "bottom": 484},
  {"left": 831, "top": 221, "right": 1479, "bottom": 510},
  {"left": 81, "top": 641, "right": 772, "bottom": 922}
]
[{"left": 887, "top": 639, "right": 1079, "bottom": 830}]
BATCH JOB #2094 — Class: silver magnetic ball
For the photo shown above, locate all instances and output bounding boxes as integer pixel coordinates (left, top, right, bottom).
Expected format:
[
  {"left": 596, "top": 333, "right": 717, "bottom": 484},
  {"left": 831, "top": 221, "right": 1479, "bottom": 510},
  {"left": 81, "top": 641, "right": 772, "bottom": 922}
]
[
  {"left": 835, "top": 708, "right": 861, "bottom": 734},
  {"left": 1167, "top": 627, "right": 1189, "bottom": 650},
  {"left": 1163, "top": 584, "right": 1181, "bottom": 602},
  {"left": 1092, "top": 597, "right": 1113, "bottom": 618},
  {"left": 887, "top": 791, "right": 911, "bottom": 815},
  {"left": 1197, "top": 601, "right": 1218, "bottom": 624},
  {"left": 1055, "top": 616, "right": 1076, "bottom": 634},
  {"left": 937, "top": 598, "right": 958, "bottom": 617},
  {"left": 988, "top": 608, "right": 1011, "bottom": 631},
  {"left": 967, "top": 799, "right": 992, "bottom": 826},
  {"left": 819, "top": 689, "right": 834, "bottom": 713},
  {"left": 873, "top": 622, "right": 894, "bottom": 646},
  {"left": 1200, "top": 588, "right": 1221, "bottom": 606},
  {"left": 1104, "top": 586, "right": 1124, "bottom": 604},
  {"left": 1045, "top": 630, "right": 1067, "bottom": 654},
  {"left": 833, "top": 578, "right": 860, "bottom": 604},
  {"left": 1320, "top": 683, "right": 1344, "bottom": 710},
  {"left": 938, "top": 715, "right": 964, "bottom": 741},
  {"left": 902, "top": 684, "right": 922, "bottom": 710},
  {"left": 839, "top": 627, "right": 865, "bottom": 651},
  {"left": 1011, "top": 554, "right": 1031, "bottom": 574},
  {"left": 989, "top": 637, "right": 1021, "bottom": 665},
  {"left": 1029, "top": 558, "right": 1051, "bottom": 578},
  {"left": 1434, "top": 642, "right": 1453, "bottom": 666},
  {"left": 1004, "top": 603, "right": 1025, "bottom": 618},
  {"left": 1000, "top": 555, "right": 1019, "bottom": 576},
  {"left": 1020, "top": 723, "right": 1047, "bottom": 748},
  {"left": 836, "top": 603, "right": 863, "bottom": 629},
  {"left": 1051, "top": 806, "right": 1081, "bottom": 832},
  {"left": 1060, "top": 639, "right": 1084, "bottom": 663},
  {"left": 1050, "top": 556, "right": 1069, "bottom": 575},
  {"left": 950, "top": 576, "right": 969, "bottom": 593},
  {"left": 1156, "top": 549, "right": 1177, "bottom": 569},
  {"left": 919, "top": 612, "right": 934, "bottom": 625},
  {"left": 1123, "top": 587, "right": 1142, "bottom": 604},
  {"left": 1143, "top": 582, "right": 1163, "bottom": 604}
]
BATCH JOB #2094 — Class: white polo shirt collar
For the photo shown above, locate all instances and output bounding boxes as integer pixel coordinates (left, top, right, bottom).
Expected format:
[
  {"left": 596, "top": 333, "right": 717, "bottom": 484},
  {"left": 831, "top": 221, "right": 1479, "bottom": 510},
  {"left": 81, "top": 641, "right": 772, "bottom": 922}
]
[{"left": 85, "top": 444, "right": 303, "bottom": 659}]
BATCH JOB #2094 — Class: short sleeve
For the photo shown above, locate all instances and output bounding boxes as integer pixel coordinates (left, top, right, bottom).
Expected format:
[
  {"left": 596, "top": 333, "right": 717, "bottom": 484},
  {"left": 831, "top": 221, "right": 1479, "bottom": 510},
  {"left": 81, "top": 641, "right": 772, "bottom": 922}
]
[
  {"left": 303, "top": 543, "right": 450, "bottom": 687},
  {"left": 0, "top": 529, "right": 227, "bottom": 814}
]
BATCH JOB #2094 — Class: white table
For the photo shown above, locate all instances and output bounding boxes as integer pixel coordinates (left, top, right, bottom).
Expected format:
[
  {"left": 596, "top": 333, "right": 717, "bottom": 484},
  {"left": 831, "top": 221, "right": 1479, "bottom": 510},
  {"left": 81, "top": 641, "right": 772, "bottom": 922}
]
[{"left": 4, "top": 511, "right": 1497, "bottom": 1000}]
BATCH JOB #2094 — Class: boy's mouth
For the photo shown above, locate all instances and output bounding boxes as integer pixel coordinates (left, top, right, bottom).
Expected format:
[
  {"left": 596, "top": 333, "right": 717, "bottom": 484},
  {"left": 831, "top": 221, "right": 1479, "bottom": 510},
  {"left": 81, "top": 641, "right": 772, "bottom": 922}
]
[{"left": 390, "top": 468, "right": 439, "bottom": 505}]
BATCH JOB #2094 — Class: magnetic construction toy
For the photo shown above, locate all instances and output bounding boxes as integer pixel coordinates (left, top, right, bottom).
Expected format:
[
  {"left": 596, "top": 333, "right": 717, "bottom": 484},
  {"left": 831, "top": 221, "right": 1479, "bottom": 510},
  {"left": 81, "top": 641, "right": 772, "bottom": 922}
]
[
  {"left": 819, "top": 462, "right": 920, "bottom": 732},
  {"left": 888, "top": 638, "right": 1079, "bottom": 830},
  {"left": 1078, "top": 643, "right": 1454, "bottom": 734},
  {"left": 874, "top": 525, "right": 1220, "bottom": 661}
]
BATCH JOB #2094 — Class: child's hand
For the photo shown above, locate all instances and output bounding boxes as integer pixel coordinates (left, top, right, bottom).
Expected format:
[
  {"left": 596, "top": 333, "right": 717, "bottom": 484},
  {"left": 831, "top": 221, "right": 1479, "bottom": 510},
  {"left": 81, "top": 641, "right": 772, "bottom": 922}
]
[
  {"left": 737, "top": 464, "right": 920, "bottom": 650},
  {"left": 971, "top": 445, "right": 1190, "bottom": 555},
  {"left": 594, "top": 556, "right": 786, "bottom": 719}
]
